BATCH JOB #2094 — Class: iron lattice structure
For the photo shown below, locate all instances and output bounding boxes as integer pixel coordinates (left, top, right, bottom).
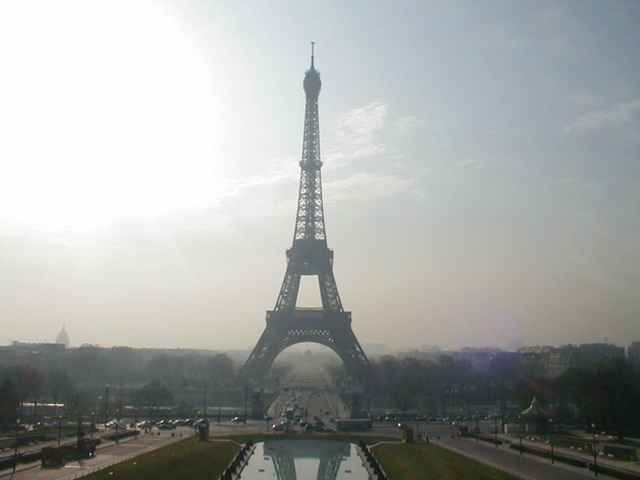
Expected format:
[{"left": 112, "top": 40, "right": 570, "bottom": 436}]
[{"left": 242, "top": 44, "right": 370, "bottom": 383}]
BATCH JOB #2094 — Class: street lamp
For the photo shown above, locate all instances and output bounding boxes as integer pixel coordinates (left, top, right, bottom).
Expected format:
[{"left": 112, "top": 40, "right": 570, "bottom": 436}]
[
  {"left": 58, "top": 413, "right": 63, "bottom": 447},
  {"left": 13, "top": 418, "right": 20, "bottom": 474},
  {"left": 549, "top": 419, "right": 554, "bottom": 464},
  {"left": 592, "top": 423, "right": 598, "bottom": 477},
  {"left": 203, "top": 382, "right": 208, "bottom": 422},
  {"left": 519, "top": 415, "right": 523, "bottom": 455},
  {"left": 243, "top": 385, "right": 248, "bottom": 420}
]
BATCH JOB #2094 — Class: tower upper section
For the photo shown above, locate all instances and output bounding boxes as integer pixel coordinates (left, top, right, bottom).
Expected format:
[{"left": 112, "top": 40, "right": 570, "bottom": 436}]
[
  {"left": 303, "top": 42, "right": 321, "bottom": 100},
  {"left": 293, "top": 42, "right": 326, "bottom": 241}
]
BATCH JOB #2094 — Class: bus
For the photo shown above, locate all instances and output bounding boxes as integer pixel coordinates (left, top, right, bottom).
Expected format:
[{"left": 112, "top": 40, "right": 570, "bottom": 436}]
[{"left": 335, "top": 418, "right": 372, "bottom": 432}]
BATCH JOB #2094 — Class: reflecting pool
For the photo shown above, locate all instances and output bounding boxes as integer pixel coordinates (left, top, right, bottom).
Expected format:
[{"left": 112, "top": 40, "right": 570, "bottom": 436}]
[{"left": 240, "top": 439, "right": 370, "bottom": 480}]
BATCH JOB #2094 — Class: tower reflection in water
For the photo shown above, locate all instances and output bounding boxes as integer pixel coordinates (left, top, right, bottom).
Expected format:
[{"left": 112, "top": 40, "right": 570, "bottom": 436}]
[{"left": 240, "top": 440, "right": 369, "bottom": 480}]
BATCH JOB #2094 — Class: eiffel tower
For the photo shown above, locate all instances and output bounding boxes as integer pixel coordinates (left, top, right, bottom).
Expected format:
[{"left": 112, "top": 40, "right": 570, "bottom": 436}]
[{"left": 242, "top": 43, "right": 369, "bottom": 383}]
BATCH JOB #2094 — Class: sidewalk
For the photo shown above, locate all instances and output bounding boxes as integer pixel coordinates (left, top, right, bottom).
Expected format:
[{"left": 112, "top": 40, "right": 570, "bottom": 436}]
[
  {"left": 0, "top": 430, "right": 190, "bottom": 480},
  {"left": 435, "top": 436, "right": 617, "bottom": 480},
  {"left": 497, "top": 433, "right": 640, "bottom": 475}
]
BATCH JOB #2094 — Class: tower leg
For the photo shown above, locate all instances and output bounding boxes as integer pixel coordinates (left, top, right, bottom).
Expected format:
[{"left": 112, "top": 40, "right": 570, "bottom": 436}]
[{"left": 318, "top": 272, "right": 343, "bottom": 312}]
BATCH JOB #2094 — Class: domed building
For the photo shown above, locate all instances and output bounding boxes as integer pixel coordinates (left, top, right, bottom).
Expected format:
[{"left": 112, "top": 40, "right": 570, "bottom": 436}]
[{"left": 55, "top": 324, "right": 70, "bottom": 348}]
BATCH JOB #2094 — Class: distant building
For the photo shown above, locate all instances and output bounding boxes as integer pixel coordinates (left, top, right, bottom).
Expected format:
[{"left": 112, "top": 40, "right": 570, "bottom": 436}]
[
  {"left": 0, "top": 341, "right": 66, "bottom": 366},
  {"left": 452, "top": 348, "right": 520, "bottom": 375},
  {"left": 11, "top": 341, "right": 66, "bottom": 354},
  {"left": 628, "top": 342, "right": 640, "bottom": 368},
  {"left": 56, "top": 324, "right": 70, "bottom": 348},
  {"left": 518, "top": 342, "right": 625, "bottom": 378},
  {"left": 574, "top": 342, "right": 624, "bottom": 366},
  {"left": 546, "top": 346, "right": 574, "bottom": 378}
]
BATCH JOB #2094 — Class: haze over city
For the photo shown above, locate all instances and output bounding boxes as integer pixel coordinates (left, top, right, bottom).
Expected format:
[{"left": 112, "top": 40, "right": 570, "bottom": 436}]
[{"left": 1, "top": 1, "right": 639, "bottom": 351}]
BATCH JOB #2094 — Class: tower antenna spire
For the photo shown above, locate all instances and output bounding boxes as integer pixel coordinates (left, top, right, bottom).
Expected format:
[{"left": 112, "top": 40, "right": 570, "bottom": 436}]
[{"left": 311, "top": 41, "right": 315, "bottom": 68}]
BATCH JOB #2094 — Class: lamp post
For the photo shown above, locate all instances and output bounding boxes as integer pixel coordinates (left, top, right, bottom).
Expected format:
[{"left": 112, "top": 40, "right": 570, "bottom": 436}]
[
  {"left": 243, "top": 385, "right": 248, "bottom": 420},
  {"left": 592, "top": 423, "right": 598, "bottom": 477},
  {"left": 549, "top": 419, "right": 554, "bottom": 464},
  {"left": 116, "top": 383, "right": 122, "bottom": 437},
  {"left": 57, "top": 414, "right": 62, "bottom": 447},
  {"left": 103, "top": 386, "right": 109, "bottom": 426},
  {"left": 76, "top": 412, "right": 82, "bottom": 447},
  {"left": 13, "top": 418, "right": 20, "bottom": 474},
  {"left": 203, "top": 382, "right": 208, "bottom": 422},
  {"left": 519, "top": 415, "right": 523, "bottom": 455}
]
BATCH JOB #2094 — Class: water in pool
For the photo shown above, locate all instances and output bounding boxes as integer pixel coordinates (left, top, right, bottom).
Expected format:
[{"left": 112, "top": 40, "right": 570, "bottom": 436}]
[{"left": 240, "top": 439, "right": 370, "bottom": 479}]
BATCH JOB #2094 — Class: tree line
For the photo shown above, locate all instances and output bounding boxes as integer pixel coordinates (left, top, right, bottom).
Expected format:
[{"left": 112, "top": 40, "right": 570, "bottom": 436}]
[
  {"left": 328, "top": 353, "right": 640, "bottom": 436},
  {"left": 3, "top": 347, "right": 640, "bottom": 437},
  {"left": 0, "top": 347, "right": 237, "bottom": 430}
]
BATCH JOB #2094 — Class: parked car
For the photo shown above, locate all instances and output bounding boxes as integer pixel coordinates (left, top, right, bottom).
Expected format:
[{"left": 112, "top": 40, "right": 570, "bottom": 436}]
[
  {"left": 192, "top": 418, "right": 208, "bottom": 428},
  {"left": 272, "top": 423, "right": 287, "bottom": 432},
  {"left": 105, "top": 420, "right": 127, "bottom": 430}
]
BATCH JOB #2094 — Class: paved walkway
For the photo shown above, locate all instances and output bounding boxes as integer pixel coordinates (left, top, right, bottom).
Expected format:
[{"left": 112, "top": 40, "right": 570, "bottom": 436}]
[
  {"left": 0, "top": 429, "right": 191, "bottom": 480},
  {"left": 0, "top": 430, "right": 118, "bottom": 462},
  {"left": 497, "top": 433, "right": 640, "bottom": 475},
  {"left": 435, "top": 436, "right": 616, "bottom": 480}
]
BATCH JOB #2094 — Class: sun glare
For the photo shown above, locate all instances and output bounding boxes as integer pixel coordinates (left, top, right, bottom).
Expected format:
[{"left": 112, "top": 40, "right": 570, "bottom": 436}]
[{"left": 0, "top": 1, "right": 225, "bottom": 232}]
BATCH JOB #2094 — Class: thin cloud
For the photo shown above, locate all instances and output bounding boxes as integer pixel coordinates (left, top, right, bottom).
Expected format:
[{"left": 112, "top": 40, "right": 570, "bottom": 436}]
[
  {"left": 336, "top": 101, "right": 387, "bottom": 145},
  {"left": 456, "top": 158, "right": 481, "bottom": 169},
  {"left": 394, "top": 115, "right": 421, "bottom": 134},
  {"left": 325, "top": 101, "right": 388, "bottom": 167},
  {"left": 564, "top": 98, "right": 640, "bottom": 134},
  {"left": 325, "top": 173, "right": 417, "bottom": 203},
  {"left": 218, "top": 157, "right": 298, "bottom": 199},
  {"left": 218, "top": 102, "right": 418, "bottom": 206},
  {"left": 568, "top": 90, "right": 601, "bottom": 108}
]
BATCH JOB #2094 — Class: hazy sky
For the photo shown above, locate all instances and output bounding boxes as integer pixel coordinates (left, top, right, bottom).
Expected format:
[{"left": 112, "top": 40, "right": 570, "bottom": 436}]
[{"left": 0, "top": 1, "right": 639, "bottom": 352}]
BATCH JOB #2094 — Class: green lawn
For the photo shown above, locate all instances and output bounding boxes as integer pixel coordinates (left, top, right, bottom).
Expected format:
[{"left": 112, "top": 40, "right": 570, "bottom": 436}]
[
  {"left": 82, "top": 438, "right": 238, "bottom": 480},
  {"left": 374, "top": 443, "right": 518, "bottom": 480}
]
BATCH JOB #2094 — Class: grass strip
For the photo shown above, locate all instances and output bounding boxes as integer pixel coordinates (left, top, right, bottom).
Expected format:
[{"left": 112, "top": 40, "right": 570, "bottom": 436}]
[
  {"left": 374, "top": 442, "right": 518, "bottom": 480},
  {"left": 82, "top": 438, "right": 238, "bottom": 480}
]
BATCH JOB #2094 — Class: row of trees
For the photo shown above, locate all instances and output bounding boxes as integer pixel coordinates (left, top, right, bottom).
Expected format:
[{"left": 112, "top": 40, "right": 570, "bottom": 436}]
[
  {"left": 517, "top": 359, "right": 640, "bottom": 436},
  {"left": 4, "top": 347, "right": 639, "bottom": 436},
  {"left": 0, "top": 370, "right": 177, "bottom": 430},
  {"left": 327, "top": 353, "right": 524, "bottom": 411},
  {"left": 4, "top": 346, "right": 237, "bottom": 390},
  {"left": 0, "top": 365, "right": 86, "bottom": 429},
  {"left": 327, "top": 354, "right": 640, "bottom": 436},
  {"left": 0, "top": 350, "right": 237, "bottom": 431}
]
